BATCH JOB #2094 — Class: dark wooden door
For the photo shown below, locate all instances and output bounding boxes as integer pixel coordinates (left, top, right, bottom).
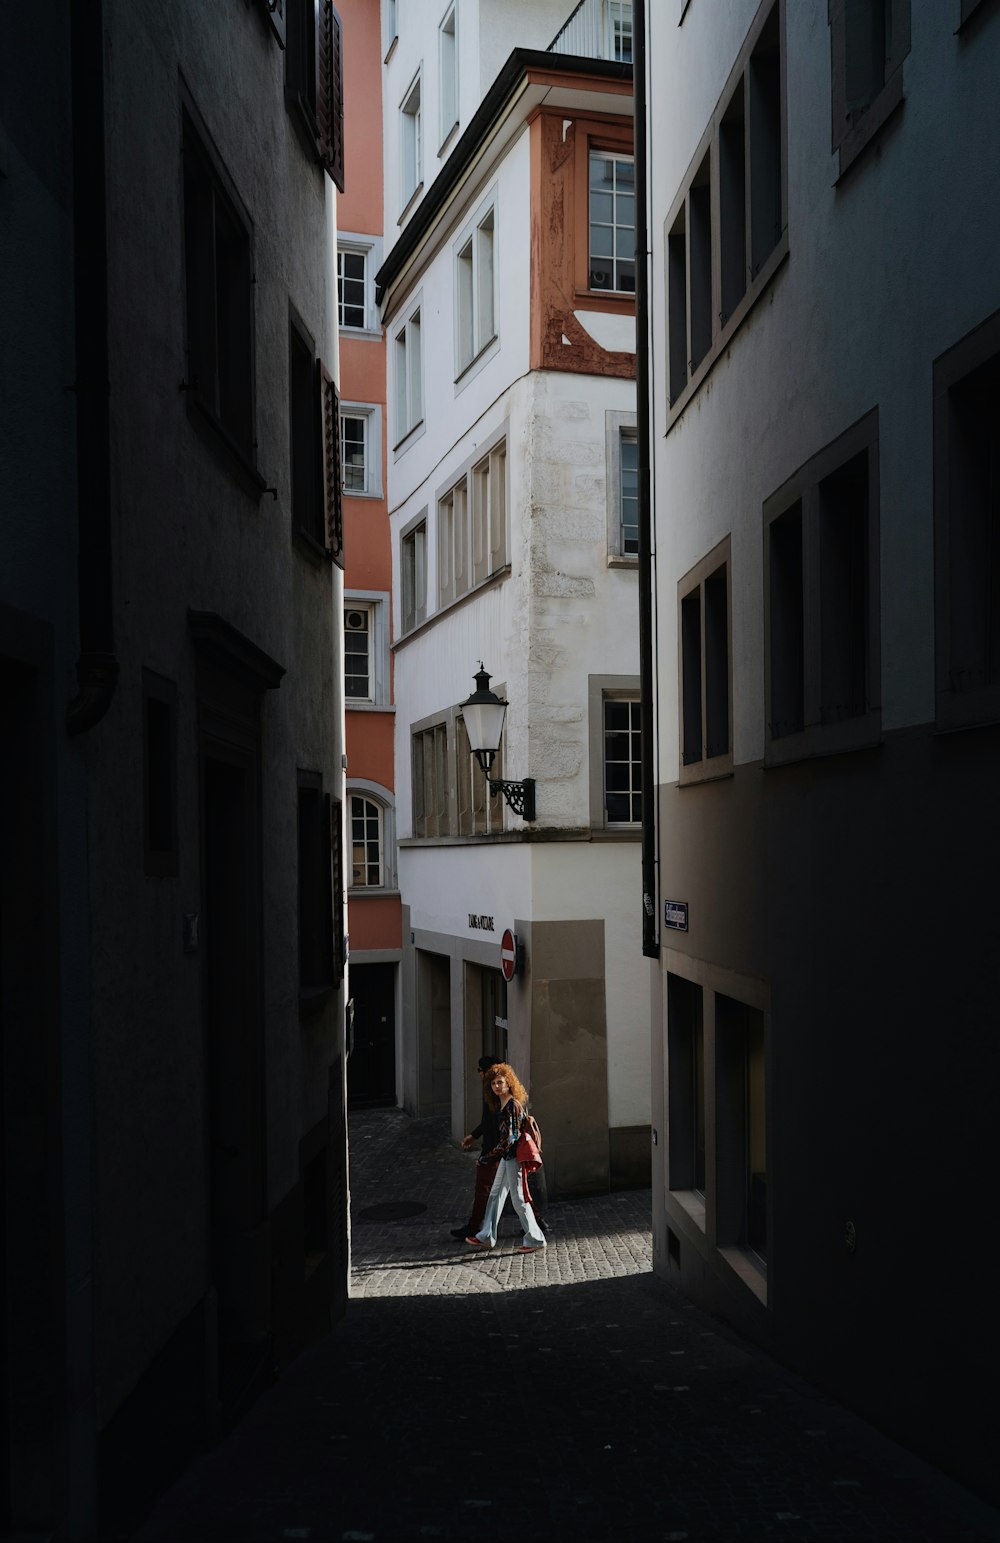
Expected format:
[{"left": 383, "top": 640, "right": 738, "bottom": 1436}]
[{"left": 347, "top": 963, "right": 396, "bottom": 1107}]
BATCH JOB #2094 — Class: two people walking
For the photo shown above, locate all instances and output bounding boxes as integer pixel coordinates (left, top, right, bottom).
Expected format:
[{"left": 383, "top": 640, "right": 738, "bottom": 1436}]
[{"left": 463, "top": 1061, "right": 546, "bottom": 1253}]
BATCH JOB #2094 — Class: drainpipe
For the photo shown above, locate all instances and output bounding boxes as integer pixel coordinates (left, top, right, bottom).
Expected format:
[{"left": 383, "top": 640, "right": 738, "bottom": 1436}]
[
  {"left": 634, "top": 0, "right": 658, "bottom": 958},
  {"left": 67, "top": 0, "right": 119, "bottom": 735}
]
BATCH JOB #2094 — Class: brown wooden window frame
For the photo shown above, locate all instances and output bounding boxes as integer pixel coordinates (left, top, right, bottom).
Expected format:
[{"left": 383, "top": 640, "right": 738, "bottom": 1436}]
[
  {"left": 286, "top": 0, "right": 345, "bottom": 190},
  {"left": 571, "top": 116, "right": 636, "bottom": 316},
  {"left": 289, "top": 307, "right": 343, "bottom": 567}
]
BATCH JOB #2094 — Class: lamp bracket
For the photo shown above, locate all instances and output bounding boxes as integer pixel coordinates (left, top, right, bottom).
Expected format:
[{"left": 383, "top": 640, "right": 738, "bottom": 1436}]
[{"left": 487, "top": 776, "right": 536, "bottom": 822}]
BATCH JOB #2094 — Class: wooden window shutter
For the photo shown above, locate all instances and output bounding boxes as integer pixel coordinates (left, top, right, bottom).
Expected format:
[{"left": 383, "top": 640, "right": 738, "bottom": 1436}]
[
  {"left": 330, "top": 795, "right": 345, "bottom": 983},
  {"left": 320, "top": 362, "right": 344, "bottom": 566},
  {"left": 315, "top": 0, "right": 345, "bottom": 190},
  {"left": 330, "top": 6, "right": 345, "bottom": 192}
]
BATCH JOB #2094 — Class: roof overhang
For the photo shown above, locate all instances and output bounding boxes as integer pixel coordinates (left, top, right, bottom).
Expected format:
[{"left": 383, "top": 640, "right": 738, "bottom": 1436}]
[{"left": 375, "top": 49, "right": 632, "bottom": 322}]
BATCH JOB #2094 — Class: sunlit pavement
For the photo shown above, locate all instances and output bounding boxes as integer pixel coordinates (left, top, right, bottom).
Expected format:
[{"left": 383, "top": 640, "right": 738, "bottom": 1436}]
[{"left": 134, "top": 1108, "right": 1000, "bottom": 1542}]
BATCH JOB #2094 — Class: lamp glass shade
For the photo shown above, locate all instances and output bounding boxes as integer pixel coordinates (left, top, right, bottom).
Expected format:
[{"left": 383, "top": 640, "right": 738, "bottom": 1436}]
[{"left": 463, "top": 697, "right": 507, "bottom": 755}]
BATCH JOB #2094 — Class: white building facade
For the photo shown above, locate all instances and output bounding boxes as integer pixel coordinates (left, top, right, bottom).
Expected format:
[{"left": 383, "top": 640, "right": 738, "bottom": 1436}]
[
  {"left": 379, "top": 6, "right": 648, "bottom": 1196},
  {"left": 644, "top": 0, "right": 1000, "bottom": 1502}
]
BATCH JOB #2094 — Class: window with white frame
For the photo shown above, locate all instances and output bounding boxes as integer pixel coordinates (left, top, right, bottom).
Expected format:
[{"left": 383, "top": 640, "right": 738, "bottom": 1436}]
[
  {"left": 619, "top": 433, "right": 638, "bottom": 555},
  {"left": 344, "top": 604, "right": 373, "bottom": 700},
  {"left": 394, "top": 308, "right": 423, "bottom": 445},
  {"left": 341, "top": 412, "right": 367, "bottom": 492},
  {"left": 439, "top": 4, "right": 458, "bottom": 146},
  {"left": 437, "top": 432, "right": 507, "bottom": 609},
  {"left": 589, "top": 152, "right": 635, "bottom": 293},
  {"left": 337, "top": 248, "right": 367, "bottom": 329},
  {"left": 385, "top": 0, "right": 398, "bottom": 53},
  {"left": 339, "top": 403, "right": 381, "bottom": 497},
  {"left": 344, "top": 591, "right": 390, "bottom": 704},
  {"left": 610, "top": 0, "right": 633, "bottom": 62},
  {"left": 603, "top": 696, "right": 642, "bottom": 824},
  {"left": 456, "top": 203, "right": 496, "bottom": 376},
  {"left": 400, "top": 71, "right": 422, "bottom": 209},
  {"left": 588, "top": 675, "right": 641, "bottom": 830},
  {"left": 606, "top": 411, "right": 638, "bottom": 561},
  {"left": 400, "top": 514, "right": 427, "bottom": 634},
  {"left": 350, "top": 794, "right": 384, "bottom": 887}
]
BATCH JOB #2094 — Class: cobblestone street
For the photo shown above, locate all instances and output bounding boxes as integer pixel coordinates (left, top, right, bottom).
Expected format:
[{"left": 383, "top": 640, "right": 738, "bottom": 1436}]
[{"left": 135, "top": 1109, "right": 1000, "bottom": 1542}]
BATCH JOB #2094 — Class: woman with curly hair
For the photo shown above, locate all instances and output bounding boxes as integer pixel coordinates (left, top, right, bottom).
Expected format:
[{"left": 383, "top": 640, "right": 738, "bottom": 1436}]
[{"left": 466, "top": 1063, "right": 546, "bottom": 1253}]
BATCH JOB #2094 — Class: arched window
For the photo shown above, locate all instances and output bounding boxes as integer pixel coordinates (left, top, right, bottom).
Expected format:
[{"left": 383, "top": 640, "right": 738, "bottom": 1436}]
[{"left": 350, "top": 794, "right": 384, "bottom": 888}]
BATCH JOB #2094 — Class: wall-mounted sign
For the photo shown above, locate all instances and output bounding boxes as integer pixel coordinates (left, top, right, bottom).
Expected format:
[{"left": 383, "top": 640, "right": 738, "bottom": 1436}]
[
  {"left": 500, "top": 928, "right": 518, "bottom": 981},
  {"left": 469, "top": 914, "right": 495, "bottom": 932},
  {"left": 663, "top": 900, "right": 689, "bottom": 932}
]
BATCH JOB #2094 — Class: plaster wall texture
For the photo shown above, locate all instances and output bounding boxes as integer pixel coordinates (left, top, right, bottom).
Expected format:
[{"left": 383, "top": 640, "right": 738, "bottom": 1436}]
[
  {"left": 648, "top": 0, "right": 1000, "bottom": 770},
  {"left": 477, "top": 0, "right": 577, "bottom": 94},
  {"left": 338, "top": 0, "right": 385, "bottom": 235},
  {"left": 381, "top": 0, "right": 573, "bottom": 242},
  {"left": 386, "top": 127, "right": 532, "bottom": 513},
  {"left": 530, "top": 842, "right": 647, "bottom": 1128},
  {"left": 89, "top": 0, "right": 343, "bottom": 1420},
  {"left": 523, "top": 368, "right": 638, "bottom": 828}
]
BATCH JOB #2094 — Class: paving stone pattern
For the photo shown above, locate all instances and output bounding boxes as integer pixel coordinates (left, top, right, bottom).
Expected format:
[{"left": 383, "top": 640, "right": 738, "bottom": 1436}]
[{"left": 135, "top": 1108, "right": 1000, "bottom": 1542}]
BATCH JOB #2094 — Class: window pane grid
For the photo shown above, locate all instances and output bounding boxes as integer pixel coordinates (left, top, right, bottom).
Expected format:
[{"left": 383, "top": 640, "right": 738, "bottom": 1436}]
[
  {"left": 350, "top": 795, "right": 383, "bottom": 887},
  {"left": 620, "top": 432, "right": 639, "bottom": 555},
  {"left": 341, "top": 413, "right": 366, "bottom": 491},
  {"left": 337, "top": 250, "right": 366, "bottom": 329},
  {"left": 344, "top": 607, "right": 371, "bottom": 699},
  {"left": 589, "top": 152, "right": 635, "bottom": 293},
  {"left": 604, "top": 697, "right": 642, "bottom": 823}
]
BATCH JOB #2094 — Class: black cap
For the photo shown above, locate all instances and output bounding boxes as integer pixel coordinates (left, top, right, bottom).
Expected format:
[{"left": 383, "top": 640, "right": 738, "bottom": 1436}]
[{"left": 478, "top": 1056, "right": 500, "bottom": 1072}]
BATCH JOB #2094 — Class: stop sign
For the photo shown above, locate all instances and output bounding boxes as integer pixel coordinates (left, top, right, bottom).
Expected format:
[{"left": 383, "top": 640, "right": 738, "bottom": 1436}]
[{"left": 500, "top": 928, "right": 517, "bottom": 981}]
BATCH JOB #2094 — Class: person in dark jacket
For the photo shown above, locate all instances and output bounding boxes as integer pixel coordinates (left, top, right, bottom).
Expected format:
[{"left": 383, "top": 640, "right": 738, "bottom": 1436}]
[
  {"left": 450, "top": 1057, "right": 502, "bottom": 1239},
  {"left": 466, "top": 1063, "right": 546, "bottom": 1252},
  {"left": 450, "top": 1056, "right": 547, "bottom": 1239}
]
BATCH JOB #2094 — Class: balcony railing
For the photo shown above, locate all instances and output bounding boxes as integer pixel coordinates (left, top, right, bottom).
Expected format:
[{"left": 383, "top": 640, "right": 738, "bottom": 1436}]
[{"left": 548, "top": 0, "right": 633, "bottom": 63}]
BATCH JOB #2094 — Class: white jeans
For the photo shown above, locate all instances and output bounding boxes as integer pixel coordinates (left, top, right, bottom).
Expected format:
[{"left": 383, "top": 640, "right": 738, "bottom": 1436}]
[{"left": 475, "top": 1157, "right": 546, "bottom": 1248}]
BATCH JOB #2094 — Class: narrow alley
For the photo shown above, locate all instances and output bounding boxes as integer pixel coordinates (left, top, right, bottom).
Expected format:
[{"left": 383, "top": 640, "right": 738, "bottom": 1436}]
[{"left": 134, "top": 1111, "right": 1000, "bottom": 1543}]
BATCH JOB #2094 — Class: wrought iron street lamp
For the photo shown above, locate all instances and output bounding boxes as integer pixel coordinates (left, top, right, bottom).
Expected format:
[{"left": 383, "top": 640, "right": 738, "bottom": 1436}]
[{"left": 461, "top": 663, "right": 536, "bottom": 822}]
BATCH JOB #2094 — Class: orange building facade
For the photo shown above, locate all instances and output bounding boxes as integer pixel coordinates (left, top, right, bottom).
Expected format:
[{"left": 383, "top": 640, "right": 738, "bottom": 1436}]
[{"left": 339, "top": 0, "right": 400, "bottom": 1107}]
